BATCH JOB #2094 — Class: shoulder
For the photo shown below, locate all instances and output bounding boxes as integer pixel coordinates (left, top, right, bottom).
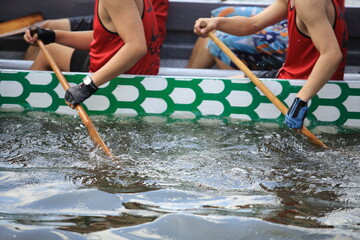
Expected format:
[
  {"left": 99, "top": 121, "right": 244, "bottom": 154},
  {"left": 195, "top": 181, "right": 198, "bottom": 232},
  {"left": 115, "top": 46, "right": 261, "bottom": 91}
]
[
  {"left": 102, "top": 0, "right": 135, "bottom": 9},
  {"left": 295, "top": 0, "right": 327, "bottom": 22},
  {"left": 268, "top": 0, "right": 288, "bottom": 11}
]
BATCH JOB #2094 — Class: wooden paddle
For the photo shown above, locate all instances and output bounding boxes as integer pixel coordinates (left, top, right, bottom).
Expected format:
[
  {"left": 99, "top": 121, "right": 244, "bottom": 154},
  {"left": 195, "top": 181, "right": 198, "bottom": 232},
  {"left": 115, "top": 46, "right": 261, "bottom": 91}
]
[
  {"left": 30, "top": 27, "right": 113, "bottom": 157},
  {"left": 201, "top": 21, "right": 329, "bottom": 148},
  {"left": 0, "top": 13, "right": 44, "bottom": 37}
]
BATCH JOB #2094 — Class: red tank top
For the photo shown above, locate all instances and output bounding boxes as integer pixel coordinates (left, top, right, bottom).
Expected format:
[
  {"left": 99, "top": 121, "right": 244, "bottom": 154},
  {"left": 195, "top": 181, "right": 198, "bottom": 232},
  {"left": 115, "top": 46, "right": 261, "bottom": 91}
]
[
  {"left": 277, "top": 0, "right": 348, "bottom": 80},
  {"left": 89, "top": 0, "right": 161, "bottom": 75},
  {"left": 152, "top": 0, "right": 169, "bottom": 46}
]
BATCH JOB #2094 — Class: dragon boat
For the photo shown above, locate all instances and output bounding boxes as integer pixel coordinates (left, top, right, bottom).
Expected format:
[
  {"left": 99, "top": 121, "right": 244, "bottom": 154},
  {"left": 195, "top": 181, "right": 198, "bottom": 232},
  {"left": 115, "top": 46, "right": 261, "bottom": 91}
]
[
  {"left": 1, "top": 68, "right": 360, "bottom": 133},
  {"left": 1, "top": 0, "right": 360, "bottom": 133}
]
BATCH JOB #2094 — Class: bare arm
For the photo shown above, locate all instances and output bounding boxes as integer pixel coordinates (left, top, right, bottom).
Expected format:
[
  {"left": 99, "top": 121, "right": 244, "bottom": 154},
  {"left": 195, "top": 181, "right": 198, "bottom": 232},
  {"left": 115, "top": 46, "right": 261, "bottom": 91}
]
[
  {"left": 296, "top": 0, "right": 343, "bottom": 101},
  {"left": 91, "top": 0, "right": 147, "bottom": 86},
  {"left": 53, "top": 30, "right": 93, "bottom": 51},
  {"left": 24, "top": 27, "right": 93, "bottom": 51},
  {"left": 194, "top": 0, "right": 288, "bottom": 38}
]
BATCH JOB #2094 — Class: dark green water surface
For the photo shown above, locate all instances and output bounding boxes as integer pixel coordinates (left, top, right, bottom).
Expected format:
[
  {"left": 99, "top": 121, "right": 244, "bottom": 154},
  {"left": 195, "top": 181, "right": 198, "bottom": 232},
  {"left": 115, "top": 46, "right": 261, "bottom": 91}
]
[{"left": 0, "top": 112, "right": 359, "bottom": 239}]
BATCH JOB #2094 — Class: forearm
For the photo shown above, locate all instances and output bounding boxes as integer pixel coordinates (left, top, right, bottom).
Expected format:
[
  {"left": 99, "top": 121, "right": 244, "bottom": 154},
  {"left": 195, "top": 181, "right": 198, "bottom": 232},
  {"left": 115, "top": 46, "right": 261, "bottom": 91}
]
[
  {"left": 297, "top": 50, "right": 342, "bottom": 101},
  {"left": 64, "top": 42, "right": 146, "bottom": 108},
  {"left": 216, "top": 16, "right": 261, "bottom": 36},
  {"left": 194, "top": 0, "right": 287, "bottom": 38},
  {"left": 54, "top": 30, "right": 93, "bottom": 51},
  {"left": 91, "top": 42, "right": 147, "bottom": 86}
]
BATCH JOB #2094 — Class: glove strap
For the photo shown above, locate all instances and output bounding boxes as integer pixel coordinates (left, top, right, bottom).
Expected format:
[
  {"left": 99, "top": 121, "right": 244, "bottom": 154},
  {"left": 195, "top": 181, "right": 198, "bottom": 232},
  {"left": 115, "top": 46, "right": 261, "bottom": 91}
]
[
  {"left": 35, "top": 27, "right": 56, "bottom": 45},
  {"left": 288, "top": 97, "right": 307, "bottom": 118}
]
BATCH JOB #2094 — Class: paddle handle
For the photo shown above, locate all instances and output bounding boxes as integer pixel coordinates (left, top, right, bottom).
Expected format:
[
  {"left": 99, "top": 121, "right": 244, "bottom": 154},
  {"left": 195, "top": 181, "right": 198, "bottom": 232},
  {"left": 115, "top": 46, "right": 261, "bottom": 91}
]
[
  {"left": 201, "top": 22, "right": 328, "bottom": 148},
  {"left": 31, "top": 28, "right": 113, "bottom": 156}
]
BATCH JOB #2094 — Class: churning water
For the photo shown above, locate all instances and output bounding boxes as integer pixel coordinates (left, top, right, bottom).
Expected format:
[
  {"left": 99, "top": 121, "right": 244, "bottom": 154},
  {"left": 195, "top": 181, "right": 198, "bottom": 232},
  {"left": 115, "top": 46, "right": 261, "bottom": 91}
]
[{"left": 0, "top": 112, "right": 359, "bottom": 239}]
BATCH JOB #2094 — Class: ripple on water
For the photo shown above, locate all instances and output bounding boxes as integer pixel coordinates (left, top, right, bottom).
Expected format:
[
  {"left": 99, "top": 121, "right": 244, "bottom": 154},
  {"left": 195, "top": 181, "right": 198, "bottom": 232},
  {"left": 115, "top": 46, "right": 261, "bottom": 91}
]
[{"left": 0, "top": 112, "right": 359, "bottom": 239}]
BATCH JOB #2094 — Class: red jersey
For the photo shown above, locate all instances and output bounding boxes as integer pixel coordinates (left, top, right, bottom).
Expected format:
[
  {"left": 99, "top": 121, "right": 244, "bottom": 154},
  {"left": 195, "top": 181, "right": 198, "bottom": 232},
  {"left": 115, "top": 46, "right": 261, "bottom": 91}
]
[
  {"left": 277, "top": 0, "right": 348, "bottom": 80},
  {"left": 152, "top": 0, "right": 169, "bottom": 46},
  {"left": 89, "top": 0, "right": 162, "bottom": 75}
]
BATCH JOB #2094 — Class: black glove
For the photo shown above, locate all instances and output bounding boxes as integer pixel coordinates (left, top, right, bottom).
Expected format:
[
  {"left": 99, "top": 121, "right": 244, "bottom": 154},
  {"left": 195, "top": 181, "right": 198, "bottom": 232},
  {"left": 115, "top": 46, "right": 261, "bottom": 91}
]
[
  {"left": 65, "top": 76, "right": 98, "bottom": 106},
  {"left": 30, "top": 26, "right": 56, "bottom": 45},
  {"left": 284, "top": 97, "right": 308, "bottom": 129}
]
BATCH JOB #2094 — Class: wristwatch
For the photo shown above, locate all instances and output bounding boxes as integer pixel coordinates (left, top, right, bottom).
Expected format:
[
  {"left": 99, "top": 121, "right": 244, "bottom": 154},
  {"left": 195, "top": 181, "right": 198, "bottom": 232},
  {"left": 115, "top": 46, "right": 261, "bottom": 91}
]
[
  {"left": 83, "top": 76, "right": 93, "bottom": 85},
  {"left": 82, "top": 76, "right": 98, "bottom": 91}
]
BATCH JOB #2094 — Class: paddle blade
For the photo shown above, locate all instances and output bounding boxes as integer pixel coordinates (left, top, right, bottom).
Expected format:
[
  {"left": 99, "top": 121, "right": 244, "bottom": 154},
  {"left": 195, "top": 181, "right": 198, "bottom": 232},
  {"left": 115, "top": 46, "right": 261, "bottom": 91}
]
[
  {"left": 76, "top": 106, "right": 113, "bottom": 157},
  {"left": 0, "top": 13, "right": 44, "bottom": 37},
  {"left": 205, "top": 30, "right": 329, "bottom": 149},
  {"left": 35, "top": 39, "right": 113, "bottom": 158}
]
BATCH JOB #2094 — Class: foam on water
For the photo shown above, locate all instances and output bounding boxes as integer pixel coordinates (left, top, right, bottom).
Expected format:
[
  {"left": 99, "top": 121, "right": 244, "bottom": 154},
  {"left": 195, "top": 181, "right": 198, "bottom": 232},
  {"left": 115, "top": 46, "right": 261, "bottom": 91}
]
[{"left": 0, "top": 112, "right": 359, "bottom": 239}]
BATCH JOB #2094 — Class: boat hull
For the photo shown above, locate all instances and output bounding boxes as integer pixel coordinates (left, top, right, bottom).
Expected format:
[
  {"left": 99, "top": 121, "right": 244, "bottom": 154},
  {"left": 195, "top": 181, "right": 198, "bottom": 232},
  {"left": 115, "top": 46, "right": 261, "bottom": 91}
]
[{"left": 1, "top": 69, "right": 360, "bottom": 132}]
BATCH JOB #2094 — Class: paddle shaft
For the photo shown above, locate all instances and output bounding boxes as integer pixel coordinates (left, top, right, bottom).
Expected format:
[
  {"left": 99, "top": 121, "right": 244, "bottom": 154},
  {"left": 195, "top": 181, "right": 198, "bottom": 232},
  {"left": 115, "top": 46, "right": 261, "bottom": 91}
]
[
  {"left": 34, "top": 38, "right": 113, "bottom": 157},
  {"left": 203, "top": 25, "right": 328, "bottom": 148}
]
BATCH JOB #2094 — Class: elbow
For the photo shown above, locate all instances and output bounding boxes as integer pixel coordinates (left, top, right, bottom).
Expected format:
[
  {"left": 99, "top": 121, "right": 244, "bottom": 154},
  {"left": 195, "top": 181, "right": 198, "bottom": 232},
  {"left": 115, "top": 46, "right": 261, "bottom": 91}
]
[
  {"left": 134, "top": 43, "right": 147, "bottom": 60},
  {"left": 321, "top": 48, "right": 343, "bottom": 70},
  {"left": 133, "top": 46, "right": 147, "bottom": 61},
  {"left": 139, "top": 45, "right": 147, "bottom": 58},
  {"left": 335, "top": 51, "right": 343, "bottom": 65},
  {"left": 124, "top": 39, "right": 147, "bottom": 61},
  {"left": 331, "top": 48, "right": 343, "bottom": 66}
]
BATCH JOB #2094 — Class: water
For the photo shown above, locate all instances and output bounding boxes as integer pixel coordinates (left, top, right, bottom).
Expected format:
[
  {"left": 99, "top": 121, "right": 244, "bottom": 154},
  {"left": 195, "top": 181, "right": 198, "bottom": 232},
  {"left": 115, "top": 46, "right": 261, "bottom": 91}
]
[{"left": 0, "top": 112, "right": 360, "bottom": 239}]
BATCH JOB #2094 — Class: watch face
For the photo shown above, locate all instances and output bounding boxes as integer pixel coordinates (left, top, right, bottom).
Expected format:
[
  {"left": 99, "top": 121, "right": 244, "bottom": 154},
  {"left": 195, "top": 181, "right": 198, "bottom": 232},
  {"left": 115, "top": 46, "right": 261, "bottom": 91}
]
[{"left": 83, "top": 76, "right": 91, "bottom": 85}]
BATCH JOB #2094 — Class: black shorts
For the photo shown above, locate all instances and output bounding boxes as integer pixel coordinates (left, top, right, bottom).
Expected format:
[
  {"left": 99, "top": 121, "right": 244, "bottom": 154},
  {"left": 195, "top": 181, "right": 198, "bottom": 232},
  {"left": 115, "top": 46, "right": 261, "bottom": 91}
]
[
  {"left": 68, "top": 16, "right": 93, "bottom": 72},
  {"left": 69, "top": 15, "right": 94, "bottom": 31},
  {"left": 70, "top": 49, "right": 90, "bottom": 72}
]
